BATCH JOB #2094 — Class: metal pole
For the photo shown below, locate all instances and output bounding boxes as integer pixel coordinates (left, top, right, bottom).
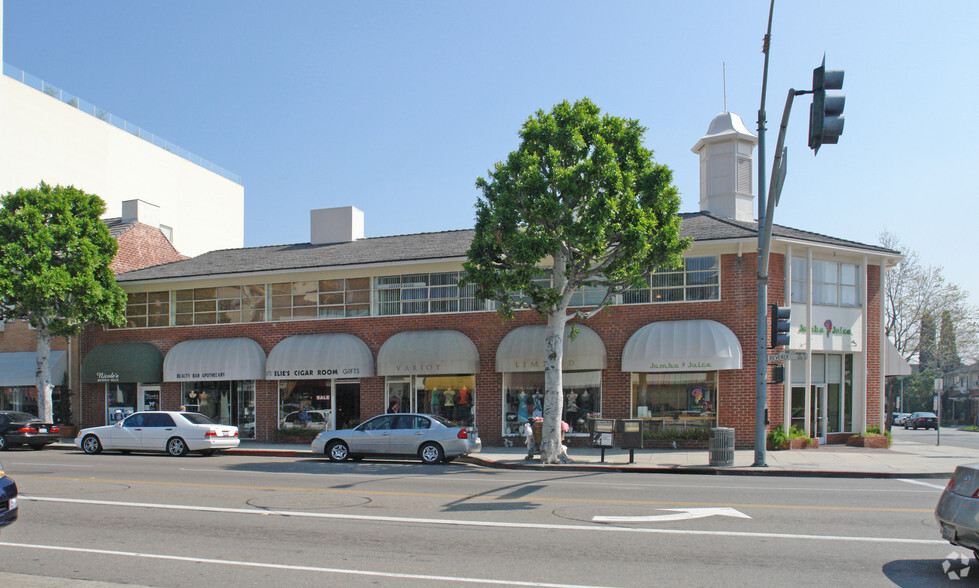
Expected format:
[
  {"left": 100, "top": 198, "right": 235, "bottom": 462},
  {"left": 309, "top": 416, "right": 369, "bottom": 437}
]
[{"left": 754, "top": 0, "right": 776, "bottom": 468}]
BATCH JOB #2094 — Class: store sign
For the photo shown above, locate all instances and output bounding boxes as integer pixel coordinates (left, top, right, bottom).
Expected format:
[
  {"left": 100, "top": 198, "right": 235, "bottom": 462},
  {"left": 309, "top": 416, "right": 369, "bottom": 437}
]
[
  {"left": 648, "top": 361, "right": 713, "bottom": 370},
  {"left": 393, "top": 362, "right": 443, "bottom": 374},
  {"left": 507, "top": 358, "right": 578, "bottom": 370},
  {"left": 789, "top": 305, "right": 862, "bottom": 352},
  {"left": 266, "top": 367, "right": 362, "bottom": 378},
  {"left": 173, "top": 371, "right": 226, "bottom": 380},
  {"left": 797, "top": 319, "right": 853, "bottom": 337},
  {"left": 96, "top": 371, "right": 120, "bottom": 383}
]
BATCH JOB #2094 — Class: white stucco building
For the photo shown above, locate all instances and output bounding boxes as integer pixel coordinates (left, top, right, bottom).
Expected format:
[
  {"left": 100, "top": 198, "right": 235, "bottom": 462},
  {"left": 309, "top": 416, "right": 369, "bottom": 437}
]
[{"left": 0, "top": 2, "right": 243, "bottom": 257}]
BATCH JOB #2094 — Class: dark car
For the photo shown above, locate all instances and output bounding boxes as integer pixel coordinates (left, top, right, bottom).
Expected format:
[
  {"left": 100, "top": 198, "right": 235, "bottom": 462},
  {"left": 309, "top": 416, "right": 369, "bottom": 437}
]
[
  {"left": 905, "top": 411, "right": 939, "bottom": 430},
  {"left": 0, "top": 461, "right": 18, "bottom": 529},
  {"left": 0, "top": 411, "right": 62, "bottom": 450}
]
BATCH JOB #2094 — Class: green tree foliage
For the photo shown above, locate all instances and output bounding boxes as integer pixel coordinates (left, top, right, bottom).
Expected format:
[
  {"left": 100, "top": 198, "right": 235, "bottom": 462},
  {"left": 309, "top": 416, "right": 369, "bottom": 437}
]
[
  {"left": 462, "top": 98, "right": 687, "bottom": 462},
  {"left": 938, "top": 309, "right": 961, "bottom": 372},
  {"left": 0, "top": 183, "right": 126, "bottom": 421},
  {"left": 919, "top": 311, "right": 937, "bottom": 371}
]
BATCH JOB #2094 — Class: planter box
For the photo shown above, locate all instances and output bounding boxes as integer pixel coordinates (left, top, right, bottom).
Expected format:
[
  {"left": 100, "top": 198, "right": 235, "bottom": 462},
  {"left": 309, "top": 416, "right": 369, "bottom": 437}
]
[
  {"left": 59, "top": 425, "right": 77, "bottom": 439},
  {"left": 847, "top": 435, "right": 889, "bottom": 448}
]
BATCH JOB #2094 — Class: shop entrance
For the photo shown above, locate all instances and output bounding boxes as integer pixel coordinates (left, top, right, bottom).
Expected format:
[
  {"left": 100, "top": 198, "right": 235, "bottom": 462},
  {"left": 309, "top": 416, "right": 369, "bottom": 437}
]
[
  {"left": 139, "top": 385, "right": 160, "bottom": 412},
  {"left": 334, "top": 381, "right": 360, "bottom": 430},
  {"left": 810, "top": 384, "right": 828, "bottom": 443}
]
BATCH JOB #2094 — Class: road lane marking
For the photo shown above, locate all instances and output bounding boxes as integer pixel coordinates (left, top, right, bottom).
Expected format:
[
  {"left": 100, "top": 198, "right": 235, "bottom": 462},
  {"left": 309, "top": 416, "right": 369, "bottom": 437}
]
[
  {"left": 16, "top": 476, "right": 935, "bottom": 513},
  {"left": 20, "top": 496, "right": 946, "bottom": 545},
  {"left": 0, "top": 542, "right": 612, "bottom": 587},
  {"left": 898, "top": 478, "right": 948, "bottom": 490},
  {"left": 593, "top": 507, "right": 751, "bottom": 523}
]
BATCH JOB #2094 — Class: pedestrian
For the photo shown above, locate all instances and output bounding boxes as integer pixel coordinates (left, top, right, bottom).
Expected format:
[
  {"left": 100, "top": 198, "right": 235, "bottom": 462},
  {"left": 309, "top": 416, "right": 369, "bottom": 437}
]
[
  {"left": 387, "top": 398, "right": 400, "bottom": 414},
  {"left": 298, "top": 405, "right": 309, "bottom": 428},
  {"left": 179, "top": 405, "right": 186, "bottom": 412}
]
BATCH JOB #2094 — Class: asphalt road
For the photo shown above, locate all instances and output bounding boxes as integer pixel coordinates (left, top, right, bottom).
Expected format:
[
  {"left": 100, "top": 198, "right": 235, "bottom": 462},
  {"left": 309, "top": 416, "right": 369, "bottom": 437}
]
[
  {"left": 892, "top": 423, "right": 979, "bottom": 451},
  {"left": 0, "top": 448, "right": 967, "bottom": 587}
]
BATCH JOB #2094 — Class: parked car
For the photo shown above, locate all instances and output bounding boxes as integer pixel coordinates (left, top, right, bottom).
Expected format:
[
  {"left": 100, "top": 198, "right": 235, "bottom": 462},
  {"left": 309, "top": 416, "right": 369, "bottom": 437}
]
[
  {"left": 905, "top": 412, "right": 939, "bottom": 430},
  {"left": 0, "top": 411, "right": 61, "bottom": 451},
  {"left": 893, "top": 412, "right": 912, "bottom": 426},
  {"left": 936, "top": 462, "right": 979, "bottom": 559},
  {"left": 0, "top": 461, "right": 17, "bottom": 529},
  {"left": 311, "top": 413, "right": 481, "bottom": 464},
  {"left": 75, "top": 411, "right": 239, "bottom": 456}
]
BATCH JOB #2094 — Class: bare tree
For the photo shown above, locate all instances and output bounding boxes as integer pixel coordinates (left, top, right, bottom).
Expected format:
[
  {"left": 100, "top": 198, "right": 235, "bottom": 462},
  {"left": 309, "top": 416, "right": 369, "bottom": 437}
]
[{"left": 881, "top": 231, "right": 979, "bottom": 363}]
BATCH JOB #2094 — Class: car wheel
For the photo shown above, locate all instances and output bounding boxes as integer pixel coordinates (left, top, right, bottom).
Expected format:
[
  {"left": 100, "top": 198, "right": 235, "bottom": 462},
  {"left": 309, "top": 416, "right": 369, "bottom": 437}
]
[
  {"left": 327, "top": 440, "right": 349, "bottom": 462},
  {"left": 30, "top": 444, "right": 45, "bottom": 451},
  {"left": 419, "top": 442, "right": 444, "bottom": 464},
  {"left": 82, "top": 434, "right": 102, "bottom": 455},
  {"left": 166, "top": 437, "right": 188, "bottom": 457},
  {"left": 0, "top": 436, "right": 7, "bottom": 451}
]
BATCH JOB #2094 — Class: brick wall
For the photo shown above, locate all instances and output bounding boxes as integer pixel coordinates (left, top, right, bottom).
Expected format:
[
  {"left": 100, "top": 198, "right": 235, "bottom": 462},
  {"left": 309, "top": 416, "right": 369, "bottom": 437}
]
[{"left": 80, "top": 251, "right": 808, "bottom": 449}]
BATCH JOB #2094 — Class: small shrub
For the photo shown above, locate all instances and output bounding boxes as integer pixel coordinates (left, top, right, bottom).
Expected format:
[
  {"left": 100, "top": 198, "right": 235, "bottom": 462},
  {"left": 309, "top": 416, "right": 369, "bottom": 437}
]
[
  {"left": 767, "top": 425, "right": 789, "bottom": 449},
  {"left": 644, "top": 427, "right": 711, "bottom": 441},
  {"left": 277, "top": 426, "right": 320, "bottom": 437}
]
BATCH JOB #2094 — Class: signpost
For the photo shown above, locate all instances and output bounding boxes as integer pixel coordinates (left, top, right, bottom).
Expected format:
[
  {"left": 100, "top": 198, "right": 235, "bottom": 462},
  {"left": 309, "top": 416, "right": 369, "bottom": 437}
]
[{"left": 935, "top": 378, "right": 944, "bottom": 446}]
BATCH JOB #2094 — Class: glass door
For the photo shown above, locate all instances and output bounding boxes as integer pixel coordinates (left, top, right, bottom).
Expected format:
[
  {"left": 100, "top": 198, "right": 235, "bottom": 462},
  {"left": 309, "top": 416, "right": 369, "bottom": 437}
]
[
  {"left": 810, "top": 384, "right": 828, "bottom": 443},
  {"left": 138, "top": 385, "right": 160, "bottom": 412}
]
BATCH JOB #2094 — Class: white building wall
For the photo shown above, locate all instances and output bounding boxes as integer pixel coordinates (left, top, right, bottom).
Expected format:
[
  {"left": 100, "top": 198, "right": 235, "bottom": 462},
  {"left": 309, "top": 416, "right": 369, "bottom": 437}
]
[{"left": 0, "top": 75, "right": 243, "bottom": 257}]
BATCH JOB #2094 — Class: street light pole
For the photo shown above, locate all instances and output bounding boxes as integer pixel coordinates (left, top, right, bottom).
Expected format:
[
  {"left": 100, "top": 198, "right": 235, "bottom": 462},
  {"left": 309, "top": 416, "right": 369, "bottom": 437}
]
[{"left": 754, "top": 0, "right": 776, "bottom": 468}]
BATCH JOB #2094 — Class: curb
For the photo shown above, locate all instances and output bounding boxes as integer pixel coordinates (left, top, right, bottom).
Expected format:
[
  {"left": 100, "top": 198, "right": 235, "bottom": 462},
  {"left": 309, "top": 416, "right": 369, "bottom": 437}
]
[
  {"left": 458, "top": 455, "right": 953, "bottom": 479},
  {"left": 43, "top": 442, "right": 953, "bottom": 479}
]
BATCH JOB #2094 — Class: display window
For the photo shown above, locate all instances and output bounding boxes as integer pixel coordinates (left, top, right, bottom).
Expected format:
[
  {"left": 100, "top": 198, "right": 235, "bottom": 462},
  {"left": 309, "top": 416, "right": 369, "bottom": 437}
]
[
  {"left": 2, "top": 386, "right": 66, "bottom": 422},
  {"left": 383, "top": 375, "right": 475, "bottom": 426},
  {"left": 106, "top": 383, "right": 138, "bottom": 424},
  {"left": 277, "top": 379, "right": 362, "bottom": 431},
  {"left": 501, "top": 371, "right": 601, "bottom": 437},
  {"left": 182, "top": 381, "right": 256, "bottom": 438},
  {"left": 630, "top": 372, "right": 717, "bottom": 434}
]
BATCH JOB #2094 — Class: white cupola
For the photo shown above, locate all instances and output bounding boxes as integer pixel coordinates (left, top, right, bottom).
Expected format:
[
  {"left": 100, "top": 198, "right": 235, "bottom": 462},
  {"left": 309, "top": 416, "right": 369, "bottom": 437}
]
[{"left": 690, "top": 112, "right": 758, "bottom": 222}]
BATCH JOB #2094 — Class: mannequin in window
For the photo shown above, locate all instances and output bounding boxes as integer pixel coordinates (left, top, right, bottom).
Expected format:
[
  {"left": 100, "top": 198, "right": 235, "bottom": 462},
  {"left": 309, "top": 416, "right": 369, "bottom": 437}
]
[
  {"left": 442, "top": 389, "right": 456, "bottom": 419},
  {"left": 565, "top": 391, "right": 580, "bottom": 432},
  {"left": 532, "top": 390, "right": 543, "bottom": 418},
  {"left": 516, "top": 389, "right": 529, "bottom": 422},
  {"left": 457, "top": 387, "right": 471, "bottom": 423},
  {"left": 429, "top": 388, "right": 442, "bottom": 415},
  {"left": 579, "top": 389, "right": 593, "bottom": 412}
]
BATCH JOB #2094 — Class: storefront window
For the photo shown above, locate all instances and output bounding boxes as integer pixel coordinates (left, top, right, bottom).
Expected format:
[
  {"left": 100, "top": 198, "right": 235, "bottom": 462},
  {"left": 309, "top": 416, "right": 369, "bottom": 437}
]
[
  {"left": 182, "top": 381, "right": 256, "bottom": 439},
  {"left": 278, "top": 380, "right": 333, "bottom": 430},
  {"left": 0, "top": 386, "right": 68, "bottom": 422},
  {"left": 384, "top": 375, "right": 475, "bottom": 426},
  {"left": 106, "top": 383, "right": 137, "bottom": 424},
  {"left": 502, "top": 371, "right": 600, "bottom": 437},
  {"left": 630, "top": 372, "right": 716, "bottom": 434}
]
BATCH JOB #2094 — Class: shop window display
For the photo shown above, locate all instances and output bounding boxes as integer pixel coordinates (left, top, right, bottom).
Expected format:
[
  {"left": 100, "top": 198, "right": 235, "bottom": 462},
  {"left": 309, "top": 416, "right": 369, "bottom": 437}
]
[
  {"left": 182, "top": 381, "right": 256, "bottom": 438},
  {"left": 106, "top": 383, "right": 137, "bottom": 424},
  {"left": 2, "top": 386, "right": 66, "bottom": 422},
  {"left": 630, "top": 372, "right": 717, "bottom": 434},
  {"left": 502, "top": 372, "right": 601, "bottom": 437},
  {"left": 384, "top": 375, "right": 475, "bottom": 426}
]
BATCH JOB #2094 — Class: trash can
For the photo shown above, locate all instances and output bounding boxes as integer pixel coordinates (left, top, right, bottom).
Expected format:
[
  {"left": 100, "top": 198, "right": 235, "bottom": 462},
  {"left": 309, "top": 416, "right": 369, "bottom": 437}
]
[{"left": 709, "top": 427, "right": 735, "bottom": 467}]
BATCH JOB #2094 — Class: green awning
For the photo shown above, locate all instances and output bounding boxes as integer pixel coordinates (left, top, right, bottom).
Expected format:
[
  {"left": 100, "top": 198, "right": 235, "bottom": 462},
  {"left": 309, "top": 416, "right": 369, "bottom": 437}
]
[{"left": 82, "top": 342, "right": 163, "bottom": 383}]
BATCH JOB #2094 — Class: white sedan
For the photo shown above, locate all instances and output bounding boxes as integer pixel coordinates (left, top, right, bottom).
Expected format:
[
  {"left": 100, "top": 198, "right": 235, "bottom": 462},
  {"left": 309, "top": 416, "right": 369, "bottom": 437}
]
[{"left": 75, "top": 411, "right": 239, "bottom": 456}]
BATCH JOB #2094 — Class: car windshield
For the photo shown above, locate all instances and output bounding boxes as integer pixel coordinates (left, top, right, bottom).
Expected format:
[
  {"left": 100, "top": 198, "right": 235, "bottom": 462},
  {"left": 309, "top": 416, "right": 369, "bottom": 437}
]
[
  {"left": 5, "top": 412, "right": 39, "bottom": 422},
  {"left": 916, "top": 412, "right": 938, "bottom": 418},
  {"left": 180, "top": 412, "right": 218, "bottom": 425}
]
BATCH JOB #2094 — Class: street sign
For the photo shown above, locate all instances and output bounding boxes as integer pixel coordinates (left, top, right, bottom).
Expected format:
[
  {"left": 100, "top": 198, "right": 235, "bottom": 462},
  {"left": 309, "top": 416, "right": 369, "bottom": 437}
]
[{"left": 767, "top": 351, "right": 808, "bottom": 362}]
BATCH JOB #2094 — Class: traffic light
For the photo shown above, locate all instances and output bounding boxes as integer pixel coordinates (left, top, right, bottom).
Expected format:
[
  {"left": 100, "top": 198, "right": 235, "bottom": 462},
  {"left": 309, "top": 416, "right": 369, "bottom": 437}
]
[
  {"left": 808, "top": 56, "right": 845, "bottom": 154},
  {"left": 770, "top": 304, "right": 791, "bottom": 348}
]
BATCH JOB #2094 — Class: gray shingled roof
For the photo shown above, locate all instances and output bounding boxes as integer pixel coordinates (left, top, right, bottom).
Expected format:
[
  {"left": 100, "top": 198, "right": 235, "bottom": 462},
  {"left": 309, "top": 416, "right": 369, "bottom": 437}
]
[{"left": 115, "top": 212, "right": 899, "bottom": 283}]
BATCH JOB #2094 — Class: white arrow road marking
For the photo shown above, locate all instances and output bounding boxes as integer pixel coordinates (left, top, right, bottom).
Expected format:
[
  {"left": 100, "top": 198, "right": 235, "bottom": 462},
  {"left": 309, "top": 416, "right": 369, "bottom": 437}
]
[{"left": 593, "top": 507, "right": 751, "bottom": 523}]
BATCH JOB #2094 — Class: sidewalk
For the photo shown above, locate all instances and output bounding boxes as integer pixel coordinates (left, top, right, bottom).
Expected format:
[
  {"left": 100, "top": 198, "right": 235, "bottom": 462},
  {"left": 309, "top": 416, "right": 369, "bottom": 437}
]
[{"left": 50, "top": 436, "right": 979, "bottom": 478}]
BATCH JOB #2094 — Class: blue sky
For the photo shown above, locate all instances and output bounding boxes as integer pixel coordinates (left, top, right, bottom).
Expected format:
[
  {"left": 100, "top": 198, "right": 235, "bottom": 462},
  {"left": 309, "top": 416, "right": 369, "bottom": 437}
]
[{"left": 4, "top": 1, "right": 978, "bottom": 303}]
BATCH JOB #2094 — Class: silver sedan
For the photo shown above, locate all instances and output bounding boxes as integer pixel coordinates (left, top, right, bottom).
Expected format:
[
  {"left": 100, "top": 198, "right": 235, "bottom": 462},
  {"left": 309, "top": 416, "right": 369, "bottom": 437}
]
[
  {"left": 311, "top": 413, "right": 480, "bottom": 464},
  {"left": 936, "top": 462, "right": 979, "bottom": 558}
]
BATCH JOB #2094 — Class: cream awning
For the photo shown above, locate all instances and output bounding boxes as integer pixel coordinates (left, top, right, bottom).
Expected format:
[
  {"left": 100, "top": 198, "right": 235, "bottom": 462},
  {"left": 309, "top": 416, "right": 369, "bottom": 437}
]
[
  {"left": 495, "top": 324, "right": 607, "bottom": 372},
  {"left": 885, "top": 339, "right": 912, "bottom": 377},
  {"left": 376, "top": 330, "right": 479, "bottom": 376},
  {"left": 622, "top": 320, "right": 743, "bottom": 372},
  {"left": 0, "top": 351, "right": 67, "bottom": 387},
  {"left": 163, "top": 337, "right": 266, "bottom": 382},
  {"left": 266, "top": 334, "right": 374, "bottom": 380}
]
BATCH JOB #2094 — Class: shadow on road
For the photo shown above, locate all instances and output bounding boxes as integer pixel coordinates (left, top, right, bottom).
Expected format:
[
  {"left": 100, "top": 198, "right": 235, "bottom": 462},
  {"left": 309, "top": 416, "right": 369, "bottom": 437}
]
[{"left": 882, "top": 556, "right": 976, "bottom": 586}]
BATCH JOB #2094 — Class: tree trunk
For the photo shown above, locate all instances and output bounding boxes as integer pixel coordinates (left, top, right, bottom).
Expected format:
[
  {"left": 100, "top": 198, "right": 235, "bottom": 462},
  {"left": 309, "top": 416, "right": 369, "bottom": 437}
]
[
  {"left": 541, "top": 250, "right": 572, "bottom": 464},
  {"left": 35, "top": 324, "right": 55, "bottom": 422}
]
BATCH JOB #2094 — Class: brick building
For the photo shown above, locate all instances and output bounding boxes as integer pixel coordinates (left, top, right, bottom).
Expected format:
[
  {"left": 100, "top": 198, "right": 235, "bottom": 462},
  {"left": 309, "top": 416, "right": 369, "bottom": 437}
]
[{"left": 75, "top": 112, "right": 901, "bottom": 448}]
